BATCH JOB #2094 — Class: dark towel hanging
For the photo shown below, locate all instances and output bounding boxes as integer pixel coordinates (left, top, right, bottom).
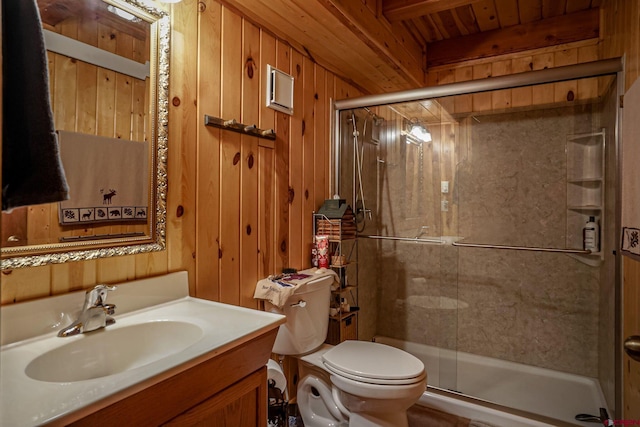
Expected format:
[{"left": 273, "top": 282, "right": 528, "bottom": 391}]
[{"left": 2, "top": 0, "right": 69, "bottom": 211}]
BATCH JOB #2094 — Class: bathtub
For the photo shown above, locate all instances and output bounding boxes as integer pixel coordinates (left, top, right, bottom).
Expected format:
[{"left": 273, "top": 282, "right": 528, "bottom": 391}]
[{"left": 374, "top": 336, "right": 609, "bottom": 427}]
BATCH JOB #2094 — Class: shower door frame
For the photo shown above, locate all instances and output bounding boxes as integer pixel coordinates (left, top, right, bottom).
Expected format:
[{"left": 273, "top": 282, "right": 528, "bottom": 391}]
[{"left": 330, "top": 57, "right": 625, "bottom": 418}]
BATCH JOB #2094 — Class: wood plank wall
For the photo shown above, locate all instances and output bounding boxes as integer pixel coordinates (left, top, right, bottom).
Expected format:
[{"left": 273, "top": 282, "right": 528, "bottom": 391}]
[
  {"left": 0, "top": 0, "right": 362, "bottom": 306},
  {"left": 426, "top": 38, "right": 602, "bottom": 113},
  {"left": 1, "top": 14, "right": 150, "bottom": 253},
  {"left": 195, "top": 0, "right": 362, "bottom": 308},
  {"left": 1, "top": 0, "right": 639, "bottom": 417},
  {"left": 600, "top": 0, "right": 640, "bottom": 419},
  {"left": 1, "top": 10, "right": 170, "bottom": 303},
  {"left": 623, "top": 258, "right": 640, "bottom": 418}
]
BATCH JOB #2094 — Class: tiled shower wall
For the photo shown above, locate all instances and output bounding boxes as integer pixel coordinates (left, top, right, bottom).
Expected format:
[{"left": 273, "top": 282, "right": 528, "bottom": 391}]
[
  {"left": 454, "top": 105, "right": 600, "bottom": 377},
  {"left": 354, "top": 102, "right": 611, "bottom": 379}
]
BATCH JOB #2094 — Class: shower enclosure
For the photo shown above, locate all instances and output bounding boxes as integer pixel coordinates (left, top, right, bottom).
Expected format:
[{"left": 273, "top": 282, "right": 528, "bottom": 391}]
[{"left": 333, "top": 59, "right": 622, "bottom": 426}]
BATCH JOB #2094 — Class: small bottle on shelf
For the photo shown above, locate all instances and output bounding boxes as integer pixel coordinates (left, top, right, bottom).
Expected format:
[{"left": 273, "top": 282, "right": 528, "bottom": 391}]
[
  {"left": 340, "top": 297, "right": 350, "bottom": 313},
  {"left": 583, "top": 216, "right": 600, "bottom": 252},
  {"left": 316, "top": 235, "right": 329, "bottom": 268}
]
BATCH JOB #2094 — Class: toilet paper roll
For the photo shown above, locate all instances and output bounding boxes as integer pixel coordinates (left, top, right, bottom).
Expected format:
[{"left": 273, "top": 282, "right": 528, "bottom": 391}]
[{"left": 266, "top": 359, "right": 287, "bottom": 393}]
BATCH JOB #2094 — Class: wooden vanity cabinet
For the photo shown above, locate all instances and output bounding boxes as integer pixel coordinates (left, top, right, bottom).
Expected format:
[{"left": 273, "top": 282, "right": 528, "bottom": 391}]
[
  {"left": 65, "top": 330, "right": 276, "bottom": 427},
  {"left": 163, "top": 368, "right": 266, "bottom": 426}
]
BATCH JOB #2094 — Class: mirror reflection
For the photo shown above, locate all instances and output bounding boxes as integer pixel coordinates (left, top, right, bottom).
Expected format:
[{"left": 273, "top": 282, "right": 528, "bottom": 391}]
[{"left": 1, "top": 0, "right": 168, "bottom": 269}]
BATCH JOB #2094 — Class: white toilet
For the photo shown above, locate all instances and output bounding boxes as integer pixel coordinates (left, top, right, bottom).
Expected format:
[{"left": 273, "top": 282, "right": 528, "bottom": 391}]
[{"left": 266, "top": 270, "right": 426, "bottom": 427}]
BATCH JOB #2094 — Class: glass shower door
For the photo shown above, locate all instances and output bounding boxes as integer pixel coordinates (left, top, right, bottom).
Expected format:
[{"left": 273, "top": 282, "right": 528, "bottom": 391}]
[
  {"left": 338, "top": 106, "right": 460, "bottom": 392},
  {"left": 335, "top": 66, "right": 619, "bottom": 425},
  {"left": 442, "top": 75, "right": 617, "bottom": 421}
]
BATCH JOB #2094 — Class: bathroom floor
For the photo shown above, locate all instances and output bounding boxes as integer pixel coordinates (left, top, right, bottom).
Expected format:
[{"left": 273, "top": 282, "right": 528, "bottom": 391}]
[
  {"left": 407, "top": 404, "right": 496, "bottom": 427},
  {"left": 287, "top": 415, "right": 304, "bottom": 427},
  {"left": 277, "top": 404, "right": 496, "bottom": 427},
  {"left": 268, "top": 403, "right": 303, "bottom": 427}
]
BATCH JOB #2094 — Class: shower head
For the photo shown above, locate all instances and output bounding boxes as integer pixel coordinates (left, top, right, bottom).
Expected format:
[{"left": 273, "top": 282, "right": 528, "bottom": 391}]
[
  {"left": 350, "top": 112, "right": 359, "bottom": 137},
  {"left": 363, "top": 107, "right": 384, "bottom": 126}
]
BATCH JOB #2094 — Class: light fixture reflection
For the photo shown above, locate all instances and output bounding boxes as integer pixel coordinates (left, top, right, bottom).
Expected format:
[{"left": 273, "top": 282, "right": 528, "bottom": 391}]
[
  {"left": 106, "top": 5, "right": 142, "bottom": 22},
  {"left": 410, "top": 123, "right": 432, "bottom": 143},
  {"left": 401, "top": 118, "right": 432, "bottom": 145}
]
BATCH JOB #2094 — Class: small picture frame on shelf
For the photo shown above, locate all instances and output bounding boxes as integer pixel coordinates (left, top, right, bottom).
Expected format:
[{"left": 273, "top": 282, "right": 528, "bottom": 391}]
[{"left": 622, "top": 227, "right": 640, "bottom": 257}]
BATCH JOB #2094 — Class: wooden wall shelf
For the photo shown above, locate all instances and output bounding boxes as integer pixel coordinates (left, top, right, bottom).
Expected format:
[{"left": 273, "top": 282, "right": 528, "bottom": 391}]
[{"left": 204, "top": 115, "right": 276, "bottom": 140}]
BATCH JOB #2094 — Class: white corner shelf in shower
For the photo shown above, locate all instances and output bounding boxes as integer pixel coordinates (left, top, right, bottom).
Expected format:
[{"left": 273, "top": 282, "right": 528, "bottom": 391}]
[{"left": 565, "top": 128, "right": 605, "bottom": 266}]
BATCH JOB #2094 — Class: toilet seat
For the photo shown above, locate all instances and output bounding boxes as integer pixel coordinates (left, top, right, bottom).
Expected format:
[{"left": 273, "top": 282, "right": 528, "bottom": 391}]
[
  {"left": 329, "top": 370, "right": 427, "bottom": 401},
  {"left": 324, "top": 364, "right": 426, "bottom": 385},
  {"left": 322, "top": 341, "right": 426, "bottom": 385}
]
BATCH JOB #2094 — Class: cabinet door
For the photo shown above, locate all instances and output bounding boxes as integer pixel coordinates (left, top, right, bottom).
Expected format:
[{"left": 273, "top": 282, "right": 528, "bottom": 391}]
[{"left": 163, "top": 368, "right": 267, "bottom": 427}]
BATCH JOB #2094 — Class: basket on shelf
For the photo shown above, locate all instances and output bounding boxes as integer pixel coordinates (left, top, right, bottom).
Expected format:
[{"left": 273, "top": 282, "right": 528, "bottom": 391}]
[{"left": 316, "top": 199, "right": 356, "bottom": 240}]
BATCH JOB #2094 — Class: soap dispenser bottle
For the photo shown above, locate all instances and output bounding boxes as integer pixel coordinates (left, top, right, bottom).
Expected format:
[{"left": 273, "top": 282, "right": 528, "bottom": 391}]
[{"left": 583, "top": 216, "right": 600, "bottom": 252}]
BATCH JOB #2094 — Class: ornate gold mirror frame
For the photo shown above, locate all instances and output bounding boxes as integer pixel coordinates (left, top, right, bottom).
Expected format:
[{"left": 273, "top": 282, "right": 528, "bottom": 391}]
[{"left": 1, "top": 0, "right": 169, "bottom": 269}]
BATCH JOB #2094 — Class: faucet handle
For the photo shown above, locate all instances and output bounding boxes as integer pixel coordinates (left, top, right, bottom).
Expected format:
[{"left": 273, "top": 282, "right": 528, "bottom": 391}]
[{"left": 84, "top": 284, "right": 117, "bottom": 308}]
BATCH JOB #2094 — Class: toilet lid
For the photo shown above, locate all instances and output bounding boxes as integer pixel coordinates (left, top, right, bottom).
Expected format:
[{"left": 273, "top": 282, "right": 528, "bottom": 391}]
[{"left": 322, "top": 341, "right": 425, "bottom": 385}]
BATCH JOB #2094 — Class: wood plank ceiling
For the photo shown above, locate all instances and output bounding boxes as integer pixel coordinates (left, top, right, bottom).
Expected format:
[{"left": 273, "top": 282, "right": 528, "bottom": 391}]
[
  {"left": 384, "top": 0, "right": 601, "bottom": 67},
  {"left": 223, "top": 0, "right": 601, "bottom": 94},
  {"left": 38, "top": 0, "right": 148, "bottom": 40},
  {"left": 40, "top": 0, "right": 602, "bottom": 93}
]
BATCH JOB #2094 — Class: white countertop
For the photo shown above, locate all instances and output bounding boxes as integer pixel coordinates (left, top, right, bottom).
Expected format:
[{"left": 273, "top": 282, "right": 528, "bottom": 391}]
[{"left": 0, "top": 272, "right": 284, "bottom": 426}]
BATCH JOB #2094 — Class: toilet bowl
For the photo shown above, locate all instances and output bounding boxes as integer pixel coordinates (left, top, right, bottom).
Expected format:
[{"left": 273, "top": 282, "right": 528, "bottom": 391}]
[
  {"left": 298, "top": 374, "right": 348, "bottom": 427},
  {"left": 265, "top": 268, "right": 426, "bottom": 427},
  {"left": 298, "top": 342, "right": 426, "bottom": 427}
]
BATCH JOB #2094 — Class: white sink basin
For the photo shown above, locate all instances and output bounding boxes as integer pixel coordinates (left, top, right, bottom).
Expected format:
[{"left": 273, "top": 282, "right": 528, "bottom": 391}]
[
  {"left": 0, "top": 272, "right": 285, "bottom": 427},
  {"left": 25, "top": 321, "right": 204, "bottom": 382}
]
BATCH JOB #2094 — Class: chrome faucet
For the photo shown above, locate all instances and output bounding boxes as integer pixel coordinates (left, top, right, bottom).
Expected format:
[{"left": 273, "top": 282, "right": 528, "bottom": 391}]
[{"left": 57, "top": 284, "right": 117, "bottom": 337}]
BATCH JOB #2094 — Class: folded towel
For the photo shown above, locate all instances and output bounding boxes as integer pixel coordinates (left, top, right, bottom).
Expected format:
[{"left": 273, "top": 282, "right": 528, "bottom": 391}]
[
  {"left": 57, "top": 131, "right": 149, "bottom": 224},
  {"left": 2, "top": 0, "right": 69, "bottom": 211},
  {"left": 254, "top": 268, "right": 339, "bottom": 309}
]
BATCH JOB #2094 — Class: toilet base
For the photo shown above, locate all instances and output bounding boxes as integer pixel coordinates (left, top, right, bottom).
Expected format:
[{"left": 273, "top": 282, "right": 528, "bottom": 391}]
[
  {"left": 296, "top": 344, "right": 424, "bottom": 427},
  {"left": 348, "top": 412, "right": 408, "bottom": 427},
  {"left": 298, "top": 374, "right": 414, "bottom": 427},
  {"left": 297, "top": 375, "right": 348, "bottom": 427}
]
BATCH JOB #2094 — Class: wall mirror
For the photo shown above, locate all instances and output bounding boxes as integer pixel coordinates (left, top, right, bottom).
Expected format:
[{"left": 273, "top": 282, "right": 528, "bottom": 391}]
[{"left": 1, "top": 0, "right": 169, "bottom": 269}]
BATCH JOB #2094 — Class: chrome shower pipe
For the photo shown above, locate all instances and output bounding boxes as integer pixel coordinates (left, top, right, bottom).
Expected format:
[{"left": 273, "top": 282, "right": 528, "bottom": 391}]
[
  {"left": 332, "top": 99, "right": 340, "bottom": 198},
  {"left": 334, "top": 58, "right": 623, "bottom": 110}
]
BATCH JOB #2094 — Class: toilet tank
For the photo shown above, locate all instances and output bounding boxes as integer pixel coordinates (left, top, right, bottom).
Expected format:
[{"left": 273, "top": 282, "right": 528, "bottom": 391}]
[{"left": 266, "top": 274, "right": 332, "bottom": 355}]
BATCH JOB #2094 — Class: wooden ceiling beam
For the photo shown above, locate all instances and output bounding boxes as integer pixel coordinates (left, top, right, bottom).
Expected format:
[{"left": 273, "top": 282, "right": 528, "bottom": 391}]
[
  {"left": 427, "top": 8, "right": 599, "bottom": 68},
  {"left": 318, "top": 0, "right": 425, "bottom": 86},
  {"left": 382, "top": 0, "right": 484, "bottom": 22}
]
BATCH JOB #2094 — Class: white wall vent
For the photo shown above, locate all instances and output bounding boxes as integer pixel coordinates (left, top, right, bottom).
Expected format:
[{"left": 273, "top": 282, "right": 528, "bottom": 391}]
[{"left": 266, "top": 65, "right": 294, "bottom": 115}]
